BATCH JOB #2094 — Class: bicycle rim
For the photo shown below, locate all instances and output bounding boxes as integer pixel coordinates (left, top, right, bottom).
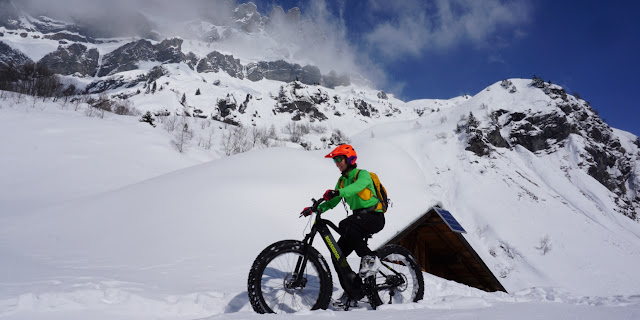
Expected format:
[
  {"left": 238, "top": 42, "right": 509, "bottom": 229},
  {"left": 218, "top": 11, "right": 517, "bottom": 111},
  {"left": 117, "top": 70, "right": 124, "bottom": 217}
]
[{"left": 260, "top": 252, "right": 323, "bottom": 313}]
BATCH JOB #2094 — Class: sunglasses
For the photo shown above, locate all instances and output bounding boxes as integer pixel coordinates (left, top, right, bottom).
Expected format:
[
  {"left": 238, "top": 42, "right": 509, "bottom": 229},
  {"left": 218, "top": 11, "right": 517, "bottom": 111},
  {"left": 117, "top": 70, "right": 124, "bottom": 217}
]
[{"left": 333, "top": 156, "right": 346, "bottom": 163}]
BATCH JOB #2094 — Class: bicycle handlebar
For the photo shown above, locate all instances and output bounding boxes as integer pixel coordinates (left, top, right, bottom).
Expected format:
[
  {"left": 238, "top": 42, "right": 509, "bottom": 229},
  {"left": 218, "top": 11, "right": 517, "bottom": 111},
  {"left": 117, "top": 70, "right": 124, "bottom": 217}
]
[
  {"left": 299, "top": 197, "right": 326, "bottom": 218},
  {"left": 311, "top": 198, "right": 325, "bottom": 212}
]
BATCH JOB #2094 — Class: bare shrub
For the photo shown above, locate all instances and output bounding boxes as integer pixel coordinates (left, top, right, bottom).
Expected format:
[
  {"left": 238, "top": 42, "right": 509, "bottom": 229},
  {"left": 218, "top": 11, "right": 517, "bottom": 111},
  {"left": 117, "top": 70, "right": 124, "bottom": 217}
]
[
  {"left": 536, "top": 235, "right": 552, "bottom": 255},
  {"left": 84, "top": 105, "right": 104, "bottom": 118},
  {"left": 329, "top": 129, "right": 350, "bottom": 145},
  {"left": 249, "top": 126, "right": 272, "bottom": 148},
  {"left": 91, "top": 93, "right": 113, "bottom": 112},
  {"left": 200, "top": 119, "right": 210, "bottom": 129},
  {"left": 71, "top": 95, "right": 86, "bottom": 111},
  {"left": 0, "top": 62, "right": 67, "bottom": 98},
  {"left": 163, "top": 114, "right": 178, "bottom": 132},
  {"left": 198, "top": 127, "right": 215, "bottom": 150},
  {"left": 268, "top": 124, "right": 278, "bottom": 139},
  {"left": 113, "top": 99, "right": 140, "bottom": 116},
  {"left": 221, "top": 126, "right": 250, "bottom": 156},
  {"left": 271, "top": 139, "right": 286, "bottom": 147},
  {"left": 173, "top": 119, "right": 194, "bottom": 153},
  {"left": 310, "top": 123, "right": 327, "bottom": 134},
  {"left": 282, "top": 122, "right": 305, "bottom": 143}
]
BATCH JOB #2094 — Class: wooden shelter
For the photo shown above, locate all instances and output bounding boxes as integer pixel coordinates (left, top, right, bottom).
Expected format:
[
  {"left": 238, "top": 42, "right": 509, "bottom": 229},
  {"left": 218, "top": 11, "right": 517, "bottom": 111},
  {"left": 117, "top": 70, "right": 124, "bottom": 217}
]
[{"left": 383, "top": 207, "right": 506, "bottom": 292}]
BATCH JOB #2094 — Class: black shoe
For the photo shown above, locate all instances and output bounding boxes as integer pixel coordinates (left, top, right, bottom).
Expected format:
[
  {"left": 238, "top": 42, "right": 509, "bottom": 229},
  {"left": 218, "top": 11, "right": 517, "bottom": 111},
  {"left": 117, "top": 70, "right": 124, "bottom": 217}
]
[{"left": 332, "top": 292, "right": 358, "bottom": 310}]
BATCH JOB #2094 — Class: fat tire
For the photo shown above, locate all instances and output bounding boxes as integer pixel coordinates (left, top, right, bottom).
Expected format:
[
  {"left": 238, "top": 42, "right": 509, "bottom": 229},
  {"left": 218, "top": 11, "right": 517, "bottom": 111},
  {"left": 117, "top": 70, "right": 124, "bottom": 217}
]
[
  {"left": 373, "top": 244, "right": 424, "bottom": 305},
  {"left": 247, "top": 240, "right": 333, "bottom": 313}
]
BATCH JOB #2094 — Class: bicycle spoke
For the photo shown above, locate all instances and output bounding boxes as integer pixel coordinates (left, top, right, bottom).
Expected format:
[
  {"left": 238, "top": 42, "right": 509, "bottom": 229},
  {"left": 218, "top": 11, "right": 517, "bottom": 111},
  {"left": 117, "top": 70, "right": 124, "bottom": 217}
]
[
  {"left": 259, "top": 250, "right": 324, "bottom": 313},
  {"left": 375, "top": 253, "right": 418, "bottom": 305}
]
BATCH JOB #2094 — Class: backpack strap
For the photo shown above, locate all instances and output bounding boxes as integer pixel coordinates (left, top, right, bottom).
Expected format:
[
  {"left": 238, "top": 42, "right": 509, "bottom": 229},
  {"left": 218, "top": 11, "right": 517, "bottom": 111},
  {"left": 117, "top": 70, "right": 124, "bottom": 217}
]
[{"left": 339, "top": 169, "right": 361, "bottom": 188}]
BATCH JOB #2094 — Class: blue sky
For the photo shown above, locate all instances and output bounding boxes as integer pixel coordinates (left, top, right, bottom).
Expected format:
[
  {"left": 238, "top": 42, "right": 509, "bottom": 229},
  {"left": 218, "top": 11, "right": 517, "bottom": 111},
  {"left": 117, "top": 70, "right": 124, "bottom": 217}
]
[{"left": 252, "top": 0, "right": 640, "bottom": 136}]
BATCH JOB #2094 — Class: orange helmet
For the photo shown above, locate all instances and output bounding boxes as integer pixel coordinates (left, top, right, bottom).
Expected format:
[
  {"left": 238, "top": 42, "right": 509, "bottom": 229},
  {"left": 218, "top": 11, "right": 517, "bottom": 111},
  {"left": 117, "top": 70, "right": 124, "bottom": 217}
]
[{"left": 325, "top": 144, "right": 357, "bottom": 165}]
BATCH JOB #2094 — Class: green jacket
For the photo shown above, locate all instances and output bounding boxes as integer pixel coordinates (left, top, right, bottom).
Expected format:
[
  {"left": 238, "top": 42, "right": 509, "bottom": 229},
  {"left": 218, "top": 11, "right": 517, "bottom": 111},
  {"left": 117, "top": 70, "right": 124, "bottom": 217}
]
[{"left": 318, "top": 168, "right": 382, "bottom": 213}]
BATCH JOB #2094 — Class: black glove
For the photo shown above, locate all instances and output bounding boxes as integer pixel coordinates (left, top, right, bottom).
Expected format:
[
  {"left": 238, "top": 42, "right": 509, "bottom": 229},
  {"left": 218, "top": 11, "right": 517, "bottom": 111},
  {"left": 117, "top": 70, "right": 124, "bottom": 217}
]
[
  {"left": 300, "top": 207, "right": 313, "bottom": 217},
  {"left": 323, "top": 189, "right": 339, "bottom": 201}
]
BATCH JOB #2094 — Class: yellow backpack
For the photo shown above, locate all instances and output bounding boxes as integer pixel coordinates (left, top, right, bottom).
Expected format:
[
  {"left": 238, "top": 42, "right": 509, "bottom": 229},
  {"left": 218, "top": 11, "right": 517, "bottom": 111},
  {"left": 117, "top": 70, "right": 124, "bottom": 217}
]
[{"left": 340, "top": 170, "right": 389, "bottom": 213}]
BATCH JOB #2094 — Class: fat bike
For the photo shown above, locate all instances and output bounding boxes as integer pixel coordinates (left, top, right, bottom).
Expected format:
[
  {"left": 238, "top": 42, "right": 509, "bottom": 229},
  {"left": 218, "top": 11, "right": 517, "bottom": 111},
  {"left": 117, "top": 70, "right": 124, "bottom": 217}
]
[{"left": 247, "top": 198, "right": 424, "bottom": 313}]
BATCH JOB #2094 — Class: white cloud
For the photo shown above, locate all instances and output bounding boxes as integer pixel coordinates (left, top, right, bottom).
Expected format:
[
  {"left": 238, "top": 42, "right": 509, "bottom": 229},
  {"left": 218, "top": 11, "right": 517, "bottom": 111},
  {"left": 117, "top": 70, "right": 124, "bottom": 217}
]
[
  {"left": 364, "top": 0, "right": 532, "bottom": 59},
  {"left": 14, "top": 0, "right": 235, "bottom": 37},
  {"left": 289, "top": 0, "right": 388, "bottom": 88}
]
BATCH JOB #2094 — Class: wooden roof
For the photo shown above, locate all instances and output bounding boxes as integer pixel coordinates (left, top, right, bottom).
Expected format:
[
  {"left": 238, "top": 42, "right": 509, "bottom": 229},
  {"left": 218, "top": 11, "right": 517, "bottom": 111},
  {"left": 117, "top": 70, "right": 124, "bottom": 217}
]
[{"left": 382, "top": 207, "right": 506, "bottom": 293}]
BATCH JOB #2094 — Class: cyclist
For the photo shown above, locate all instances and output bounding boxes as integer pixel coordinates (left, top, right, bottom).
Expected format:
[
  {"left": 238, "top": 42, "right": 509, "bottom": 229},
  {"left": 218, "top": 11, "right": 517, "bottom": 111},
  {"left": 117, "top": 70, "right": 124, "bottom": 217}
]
[{"left": 300, "top": 144, "right": 385, "bottom": 303}]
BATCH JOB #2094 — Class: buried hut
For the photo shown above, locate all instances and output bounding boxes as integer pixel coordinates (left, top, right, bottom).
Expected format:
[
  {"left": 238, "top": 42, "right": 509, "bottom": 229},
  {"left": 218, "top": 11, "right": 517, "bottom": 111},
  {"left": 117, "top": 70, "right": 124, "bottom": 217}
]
[{"left": 381, "top": 206, "right": 506, "bottom": 293}]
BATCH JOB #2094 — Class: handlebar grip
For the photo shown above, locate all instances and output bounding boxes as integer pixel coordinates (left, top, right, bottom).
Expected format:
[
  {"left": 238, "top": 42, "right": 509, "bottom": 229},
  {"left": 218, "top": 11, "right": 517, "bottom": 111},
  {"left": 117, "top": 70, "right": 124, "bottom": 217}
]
[{"left": 299, "top": 197, "right": 326, "bottom": 218}]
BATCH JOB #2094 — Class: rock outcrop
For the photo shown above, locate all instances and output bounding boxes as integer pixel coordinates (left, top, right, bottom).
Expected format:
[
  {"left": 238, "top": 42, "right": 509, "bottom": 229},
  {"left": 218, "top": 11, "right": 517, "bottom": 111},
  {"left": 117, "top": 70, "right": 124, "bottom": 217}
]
[
  {"left": 39, "top": 43, "right": 99, "bottom": 76},
  {"left": 232, "top": 2, "right": 265, "bottom": 33},
  {"left": 246, "top": 60, "right": 322, "bottom": 85},
  {"left": 98, "top": 38, "right": 184, "bottom": 77},
  {"left": 0, "top": 41, "right": 32, "bottom": 66},
  {"left": 273, "top": 81, "right": 328, "bottom": 121},
  {"left": 196, "top": 51, "right": 244, "bottom": 79}
]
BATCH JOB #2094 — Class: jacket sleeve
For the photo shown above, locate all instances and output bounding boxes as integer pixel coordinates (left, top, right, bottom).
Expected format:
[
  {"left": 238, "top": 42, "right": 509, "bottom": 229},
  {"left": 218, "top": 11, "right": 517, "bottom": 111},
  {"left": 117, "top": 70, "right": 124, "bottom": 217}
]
[
  {"left": 339, "top": 170, "right": 372, "bottom": 198},
  {"left": 318, "top": 179, "right": 342, "bottom": 213}
]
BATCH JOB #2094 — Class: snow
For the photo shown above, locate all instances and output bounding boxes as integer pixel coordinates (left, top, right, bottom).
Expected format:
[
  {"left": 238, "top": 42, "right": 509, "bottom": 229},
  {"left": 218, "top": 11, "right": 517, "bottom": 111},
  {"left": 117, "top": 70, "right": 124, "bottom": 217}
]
[
  {"left": 0, "top": 30, "right": 60, "bottom": 62},
  {"left": 1, "top": 85, "right": 640, "bottom": 319},
  {"left": 2, "top": 6, "right": 640, "bottom": 318}
]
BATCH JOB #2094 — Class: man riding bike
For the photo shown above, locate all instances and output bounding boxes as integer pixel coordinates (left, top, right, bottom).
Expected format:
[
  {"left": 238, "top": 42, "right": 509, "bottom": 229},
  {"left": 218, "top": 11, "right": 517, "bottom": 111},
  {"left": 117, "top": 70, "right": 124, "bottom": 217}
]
[{"left": 300, "top": 144, "right": 385, "bottom": 304}]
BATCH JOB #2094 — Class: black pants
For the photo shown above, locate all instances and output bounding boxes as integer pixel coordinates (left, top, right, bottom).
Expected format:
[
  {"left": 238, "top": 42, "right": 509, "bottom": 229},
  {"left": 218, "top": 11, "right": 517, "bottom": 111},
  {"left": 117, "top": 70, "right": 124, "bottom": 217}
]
[{"left": 337, "top": 211, "right": 385, "bottom": 258}]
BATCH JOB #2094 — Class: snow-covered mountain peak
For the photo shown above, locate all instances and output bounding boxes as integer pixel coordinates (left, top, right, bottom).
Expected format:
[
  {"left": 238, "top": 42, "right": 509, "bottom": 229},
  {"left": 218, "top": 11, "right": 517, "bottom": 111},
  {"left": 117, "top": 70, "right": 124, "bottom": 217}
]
[{"left": 412, "top": 78, "right": 639, "bottom": 218}]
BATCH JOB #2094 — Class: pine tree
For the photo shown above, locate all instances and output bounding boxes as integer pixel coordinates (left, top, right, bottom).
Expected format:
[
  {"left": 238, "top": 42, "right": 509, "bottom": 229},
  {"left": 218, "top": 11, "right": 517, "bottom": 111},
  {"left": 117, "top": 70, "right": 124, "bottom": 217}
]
[
  {"left": 181, "top": 93, "right": 186, "bottom": 106},
  {"left": 531, "top": 75, "right": 545, "bottom": 88},
  {"left": 139, "top": 111, "right": 156, "bottom": 127},
  {"left": 151, "top": 81, "right": 157, "bottom": 93},
  {"left": 195, "top": 88, "right": 201, "bottom": 95},
  {"left": 466, "top": 112, "right": 479, "bottom": 134}
]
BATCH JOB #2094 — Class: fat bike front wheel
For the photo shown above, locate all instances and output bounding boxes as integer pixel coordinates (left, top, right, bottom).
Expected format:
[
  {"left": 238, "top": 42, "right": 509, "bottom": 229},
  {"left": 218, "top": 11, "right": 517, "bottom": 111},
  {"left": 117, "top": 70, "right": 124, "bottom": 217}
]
[
  {"left": 247, "top": 240, "right": 333, "bottom": 314},
  {"left": 370, "top": 244, "right": 424, "bottom": 307}
]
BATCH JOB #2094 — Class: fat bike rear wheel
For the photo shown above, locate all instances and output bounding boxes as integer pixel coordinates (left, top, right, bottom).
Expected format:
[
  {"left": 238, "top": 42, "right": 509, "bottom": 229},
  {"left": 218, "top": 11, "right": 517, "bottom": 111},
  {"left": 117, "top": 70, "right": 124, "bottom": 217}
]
[
  {"left": 247, "top": 240, "right": 333, "bottom": 313},
  {"left": 371, "top": 244, "right": 424, "bottom": 307}
]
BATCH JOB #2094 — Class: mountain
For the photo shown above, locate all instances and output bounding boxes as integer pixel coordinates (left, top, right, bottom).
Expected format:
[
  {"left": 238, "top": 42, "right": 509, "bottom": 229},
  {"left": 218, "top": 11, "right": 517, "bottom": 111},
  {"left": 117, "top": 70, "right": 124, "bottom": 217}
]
[
  {"left": 458, "top": 79, "right": 639, "bottom": 219},
  {"left": 0, "top": 1, "right": 640, "bottom": 318}
]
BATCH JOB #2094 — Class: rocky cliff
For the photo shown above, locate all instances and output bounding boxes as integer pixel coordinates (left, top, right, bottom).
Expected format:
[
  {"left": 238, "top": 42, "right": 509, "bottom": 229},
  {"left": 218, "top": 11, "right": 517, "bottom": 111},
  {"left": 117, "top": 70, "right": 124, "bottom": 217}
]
[{"left": 459, "top": 79, "right": 640, "bottom": 219}]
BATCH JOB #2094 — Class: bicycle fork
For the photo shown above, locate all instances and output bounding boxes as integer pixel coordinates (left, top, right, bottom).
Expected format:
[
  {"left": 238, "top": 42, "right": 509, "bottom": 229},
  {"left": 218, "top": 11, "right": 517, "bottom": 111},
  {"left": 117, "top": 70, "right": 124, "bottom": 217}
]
[{"left": 288, "top": 232, "right": 316, "bottom": 289}]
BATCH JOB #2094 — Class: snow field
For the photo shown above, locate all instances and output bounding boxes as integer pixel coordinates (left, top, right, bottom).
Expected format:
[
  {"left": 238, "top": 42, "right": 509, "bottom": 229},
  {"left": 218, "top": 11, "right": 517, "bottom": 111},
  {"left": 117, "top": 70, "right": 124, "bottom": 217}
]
[{"left": 1, "top": 78, "right": 640, "bottom": 319}]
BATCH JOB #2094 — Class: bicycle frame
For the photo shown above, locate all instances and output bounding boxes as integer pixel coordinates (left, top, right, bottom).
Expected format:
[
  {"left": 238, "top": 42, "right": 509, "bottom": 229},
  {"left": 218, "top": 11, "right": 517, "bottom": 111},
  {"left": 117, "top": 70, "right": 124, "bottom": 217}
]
[{"left": 291, "top": 199, "right": 362, "bottom": 299}]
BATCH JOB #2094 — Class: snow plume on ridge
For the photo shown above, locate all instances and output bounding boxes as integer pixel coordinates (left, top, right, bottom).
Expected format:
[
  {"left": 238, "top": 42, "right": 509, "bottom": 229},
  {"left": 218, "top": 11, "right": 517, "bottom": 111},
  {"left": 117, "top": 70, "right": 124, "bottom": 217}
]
[
  {"left": 15, "top": 0, "right": 234, "bottom": 38},
  {"left": 284, "top": 0, "right": 377, "bottom": 82},
  {"left": 12, "top": 0, "right": 374, "bottom": 83}
]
